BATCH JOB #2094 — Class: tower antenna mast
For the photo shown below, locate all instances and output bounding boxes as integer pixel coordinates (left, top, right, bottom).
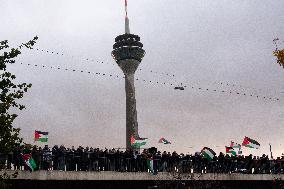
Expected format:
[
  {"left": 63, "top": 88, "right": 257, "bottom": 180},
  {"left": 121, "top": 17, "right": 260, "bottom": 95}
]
[{"left": 125, "top": 0, "right": 130, "bottom": 34}]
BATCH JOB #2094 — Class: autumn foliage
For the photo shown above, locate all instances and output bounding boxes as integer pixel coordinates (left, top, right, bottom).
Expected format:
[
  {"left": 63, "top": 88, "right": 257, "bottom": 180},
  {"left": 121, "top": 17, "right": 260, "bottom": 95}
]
[{"left": 273, "top": 38, "right": 284, "bottom": 69}]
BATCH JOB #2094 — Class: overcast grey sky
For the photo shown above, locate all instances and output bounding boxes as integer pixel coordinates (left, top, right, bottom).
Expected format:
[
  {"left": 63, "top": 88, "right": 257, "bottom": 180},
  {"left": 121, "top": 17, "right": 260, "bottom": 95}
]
[{"left": 1, "top": 0, "right": 284, "bottom": 156}]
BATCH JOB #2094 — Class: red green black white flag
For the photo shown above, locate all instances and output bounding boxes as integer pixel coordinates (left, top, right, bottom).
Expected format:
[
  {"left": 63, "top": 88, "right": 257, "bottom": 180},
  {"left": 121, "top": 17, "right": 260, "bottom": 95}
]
[
  {"left": 34, "top": 130, "right": 48, "bottom": 142},
  {"left": 22, "top": 153, "right": 37, "bottom": 171},
  {"left": 158, "top": 138, "right": 171, "bottom": 144},
  {"left": 225, "top": 146, "right": 236, "bottom": 156},
  {"left": 230, "top": 141, "right": 241, "bottom": 149},
  {"left": 242, "top": 136, "right": 260, "bottom": 149},
  {"left": 130, "top": 135, "right": 147, "bottom": 147},
  {"left": 201, "top": 147, "right": 216, "bottom": 160}
]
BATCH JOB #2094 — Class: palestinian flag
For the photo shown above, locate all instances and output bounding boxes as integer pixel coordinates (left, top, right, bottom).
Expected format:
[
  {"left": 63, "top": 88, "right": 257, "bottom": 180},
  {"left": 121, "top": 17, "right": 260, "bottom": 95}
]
[
  {"left": 158, "top": 138, "right": 171, "bottom": 144},
  {"left": 34, "top": 130, "right": 48, "bottom": 142},
  {"left": 201, "top": 147, "right": 216, "bottom": 160},
  {"left": 226, "top": 146, "right": 237, "bottom": 156},
  {"left": 230, "top": 141, "right": 241, "bottom": 149},
  {"left": 242, "top": 136, "right": 260, "bottom": 149},
  {"left": 22, "top": 153, "right": 37, "bottom": 171},
  {"left": 147, "top": 157, "right": 154, "bottom": 173},
  {"left": 131, "top": 135, "right": 146, "bottom": 147}
]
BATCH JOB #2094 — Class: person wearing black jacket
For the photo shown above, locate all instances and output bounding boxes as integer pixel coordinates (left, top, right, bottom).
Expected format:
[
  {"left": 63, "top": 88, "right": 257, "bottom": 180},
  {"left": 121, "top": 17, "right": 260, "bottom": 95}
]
[
  {"left": 108, "top": 149, "right": 116, "bottom": 171},
  {"left": 75, "top": 146, "right": 84, "bottom": 171},
  {"left": 114, "top": 149, "right": 121, "bottom": 171},
  {"left": 81, "top": 147, "right": 89, "bottom": 171},
  {"left": 31, "top": 146, "right": 41, "bottom": 171},
  {"left": 58, "top": 145, "right": 66, "bottom": 171},
  {"left": 12, "top": 145, "right": 22, "bottom": 170},
  {"left": 52, "top": 145, "right": 59, "bottom": 170},
  {"left": 42, "top": 145, "right": 52, "bottom": 170}
]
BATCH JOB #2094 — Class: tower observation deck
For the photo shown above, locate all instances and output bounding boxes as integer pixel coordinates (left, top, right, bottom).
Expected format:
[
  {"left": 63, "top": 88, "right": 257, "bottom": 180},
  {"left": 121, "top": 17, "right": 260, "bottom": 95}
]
[{"left": 111, "top": 0, "right": 145, "bottom": 150}]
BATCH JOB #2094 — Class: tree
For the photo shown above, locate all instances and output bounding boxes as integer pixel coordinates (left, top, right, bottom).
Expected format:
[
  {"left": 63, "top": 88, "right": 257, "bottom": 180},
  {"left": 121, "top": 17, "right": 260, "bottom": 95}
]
[
  {"left": 0, "top": 36, "right": 38, "bottom": 169},
  {"left": 273, "top": 38, "right": 284, "bottom": 69}
]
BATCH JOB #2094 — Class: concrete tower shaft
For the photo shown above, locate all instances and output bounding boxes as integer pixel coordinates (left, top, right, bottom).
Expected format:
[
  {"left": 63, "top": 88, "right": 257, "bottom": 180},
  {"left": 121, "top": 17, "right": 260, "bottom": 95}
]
[{"left": 112, "top": 34, "right": 145, "bottom": 149}]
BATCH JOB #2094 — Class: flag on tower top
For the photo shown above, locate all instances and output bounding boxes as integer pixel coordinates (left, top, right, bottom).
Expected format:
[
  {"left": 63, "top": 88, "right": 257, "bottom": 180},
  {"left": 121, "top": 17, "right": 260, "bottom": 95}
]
[
  {"left": 242, "top": 136, "right": 260, "bottom": 149},
  {"left": 34, "top": 130, "right": 48, "bottom": 142}
]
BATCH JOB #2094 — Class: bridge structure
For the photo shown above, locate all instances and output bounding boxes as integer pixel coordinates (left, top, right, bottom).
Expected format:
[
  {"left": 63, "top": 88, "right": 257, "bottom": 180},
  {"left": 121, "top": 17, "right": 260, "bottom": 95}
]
[
  {"left": 3, "top": 170, "right": 284, "bottom": 189},
  {"left": 3, "top": 170, "right": 284, "bottom": 180}
]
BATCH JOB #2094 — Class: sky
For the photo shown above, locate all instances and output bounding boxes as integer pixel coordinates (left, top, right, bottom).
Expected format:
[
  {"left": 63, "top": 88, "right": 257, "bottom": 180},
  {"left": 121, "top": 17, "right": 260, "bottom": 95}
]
[{"left": 1, "top": 0, "right": 284, "bottom": 157}]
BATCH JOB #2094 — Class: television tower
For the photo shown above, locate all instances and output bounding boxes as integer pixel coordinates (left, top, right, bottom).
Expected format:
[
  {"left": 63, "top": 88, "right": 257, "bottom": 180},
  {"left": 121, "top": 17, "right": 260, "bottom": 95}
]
[{"left": 111, "top": 0, "right": 146, "bottom": 150}]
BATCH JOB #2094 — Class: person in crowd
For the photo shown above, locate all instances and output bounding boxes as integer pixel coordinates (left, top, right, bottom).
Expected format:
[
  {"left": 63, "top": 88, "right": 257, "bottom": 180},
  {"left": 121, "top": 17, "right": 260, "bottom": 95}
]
[
  {"left": 108, "top": 148, "right": 116, "bottom": 171},
  {"left": 58, "top": 145, "right": 66, "bottom": 171},
  {"left": 31, "top": 145, "right": 41, "bottom": 171},
  {"left": 12, "top": 144, "right": 22, "bottom": 170},
  {"left": 42, "top": 145, "right": 52, "bottom": 170},
  {"left": 70, "top": 146, "right": 77, "bottom": 171},
  {"left": 52, "top": 145, "right": 59, "bottom": 170},
  {"left": 114, "top": 149, "right": 121, "bottom": 171}
]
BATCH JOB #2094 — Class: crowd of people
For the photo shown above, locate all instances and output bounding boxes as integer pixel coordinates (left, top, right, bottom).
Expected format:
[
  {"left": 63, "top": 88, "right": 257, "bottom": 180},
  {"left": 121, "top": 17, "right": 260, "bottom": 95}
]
[{"left": 1, "top": 145, "right": 284, "bottom": 174}]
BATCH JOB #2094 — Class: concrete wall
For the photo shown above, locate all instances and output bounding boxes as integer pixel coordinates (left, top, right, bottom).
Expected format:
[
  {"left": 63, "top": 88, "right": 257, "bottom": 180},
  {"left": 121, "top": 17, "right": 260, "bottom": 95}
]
[{"left": 2, "top": 170, "right": 284, "bottom": 181}]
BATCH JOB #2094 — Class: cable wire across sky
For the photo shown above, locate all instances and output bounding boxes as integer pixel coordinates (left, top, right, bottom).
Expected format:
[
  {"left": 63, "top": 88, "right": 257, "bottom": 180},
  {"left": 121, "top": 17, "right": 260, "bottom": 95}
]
[
  {"left": 16, "top": 62, "right": 280, "bottom": 102},
  {"left": 33, "top": 48, "right": 176, "bottom": 78},
  {"left": 32, "top": 47, "right": 281, "bottom": 97}
]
